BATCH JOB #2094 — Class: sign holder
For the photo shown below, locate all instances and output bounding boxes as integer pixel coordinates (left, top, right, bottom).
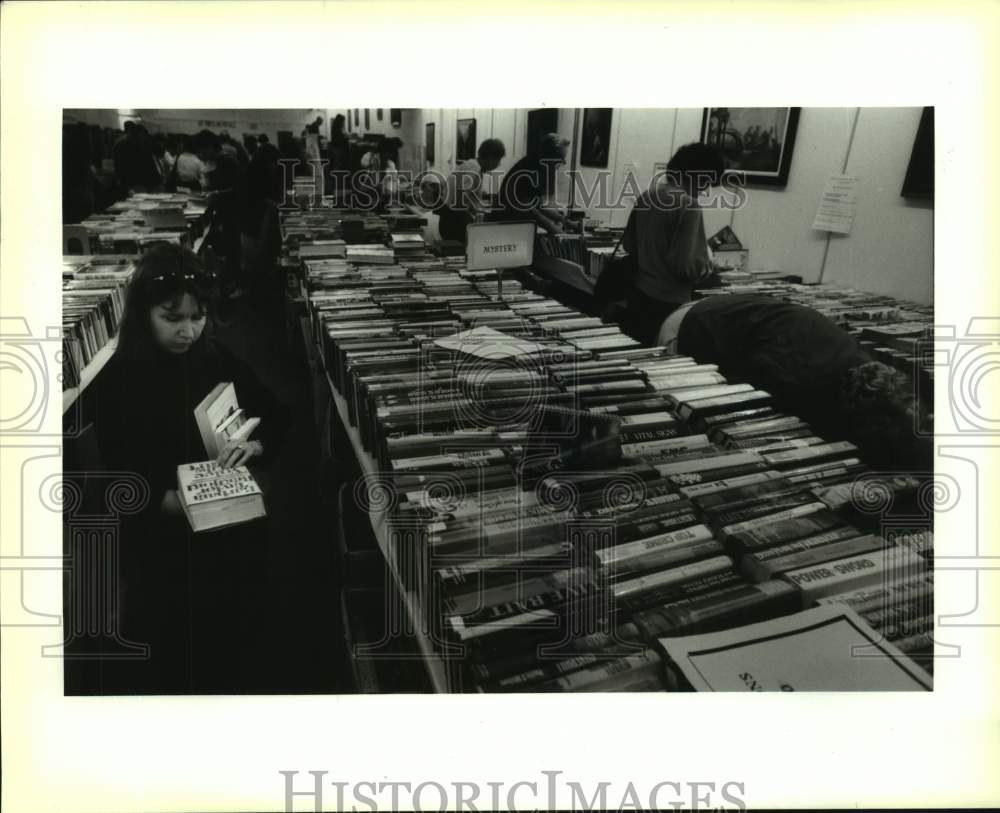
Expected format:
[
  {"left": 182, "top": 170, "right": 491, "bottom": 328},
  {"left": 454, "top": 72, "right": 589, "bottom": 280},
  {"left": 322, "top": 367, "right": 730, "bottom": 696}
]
[{"left": 465, "top": 220, "right": 536, "bottom": 300}]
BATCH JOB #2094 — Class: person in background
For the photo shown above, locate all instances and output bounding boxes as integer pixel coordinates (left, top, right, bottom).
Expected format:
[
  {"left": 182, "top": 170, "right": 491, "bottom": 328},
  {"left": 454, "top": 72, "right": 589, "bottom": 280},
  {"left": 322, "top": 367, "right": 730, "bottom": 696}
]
[
  {"left": 239, "top": 157, "right": 283, "bottom": 317},
  {"left": 62, "top": 122, "right": 97, "bottom": 223},
  {"left": 437, "top": 138, "right": 506, "bottom": 243},
  {"left": 620, "top": 142, "right": 724, "bottom": 345},
  {"left": 493, "top": 133, "right": 578, "bottom": 235},
  {"left": 327, "top": 113, "right": 349, "bottom": 172},
  {"left": 89, "top": 243, "right": 287, "bottom": 693},
  {"left": 196, "top": 129, "right": 247, "bottom": 296},
  {"left": 306, "top": 115, "right": 324, "bottom": 136},
  {"left": 410, "top": 173, "right": 444, "bottom": 247},
  {"left": 656, "top": 293, "right": 933, "bottom": 472},
  {"left": 174, "top": 137, "right": 207, "bottom": 190},
  {"left": 150, "top": 135, "right": 172, "bottom": 187}
]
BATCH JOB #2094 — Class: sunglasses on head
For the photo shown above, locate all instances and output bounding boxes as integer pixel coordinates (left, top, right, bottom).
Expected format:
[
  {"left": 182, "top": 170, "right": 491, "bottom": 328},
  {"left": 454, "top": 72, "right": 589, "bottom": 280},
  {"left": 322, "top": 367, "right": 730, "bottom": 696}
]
[{"left": 150, "top": 267, "right": 218, "bottom": 292}]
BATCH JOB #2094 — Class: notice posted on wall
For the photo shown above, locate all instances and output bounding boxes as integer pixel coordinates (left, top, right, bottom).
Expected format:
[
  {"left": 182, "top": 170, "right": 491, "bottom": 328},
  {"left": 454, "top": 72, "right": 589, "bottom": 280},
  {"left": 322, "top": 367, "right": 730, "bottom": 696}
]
[{"left": 813, "top": 174, "right": 860, "bottom": 234}]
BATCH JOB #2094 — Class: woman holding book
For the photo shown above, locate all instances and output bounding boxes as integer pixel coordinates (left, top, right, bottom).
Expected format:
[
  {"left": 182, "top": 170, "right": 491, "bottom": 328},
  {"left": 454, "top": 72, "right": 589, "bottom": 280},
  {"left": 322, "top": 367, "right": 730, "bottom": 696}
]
[{"left": 90, "top": 243, "right": 287, "bottom": 693}]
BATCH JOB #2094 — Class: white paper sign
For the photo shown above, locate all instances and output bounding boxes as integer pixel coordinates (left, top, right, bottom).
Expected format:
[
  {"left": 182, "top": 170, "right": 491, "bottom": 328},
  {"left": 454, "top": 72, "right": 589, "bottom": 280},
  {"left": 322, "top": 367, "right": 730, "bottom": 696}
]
[
  {"left": 813, "top": 174, "right": 859, "bottom": 234},
  {"left": 465, "top": 221, "right": 536, "bottom": 270},
  {"left": 660, "top": 604, "right": 932, "bottom": 691},
  {"left": 433, "top": 326, "right": 543, "bottom": 360}
]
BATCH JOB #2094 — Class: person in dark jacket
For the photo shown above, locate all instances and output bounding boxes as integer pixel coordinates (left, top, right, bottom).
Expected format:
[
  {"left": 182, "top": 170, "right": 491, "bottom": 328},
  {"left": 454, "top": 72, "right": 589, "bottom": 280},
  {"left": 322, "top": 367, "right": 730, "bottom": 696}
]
[
  {"left": 90, "top": 243, "right": 288, "bottom": 693},
  {"left": 660, "top": 293, "right": 932, "bottom": 471},
  {"left": 619, "top": 143, "right": 724, "bottom": 346}
]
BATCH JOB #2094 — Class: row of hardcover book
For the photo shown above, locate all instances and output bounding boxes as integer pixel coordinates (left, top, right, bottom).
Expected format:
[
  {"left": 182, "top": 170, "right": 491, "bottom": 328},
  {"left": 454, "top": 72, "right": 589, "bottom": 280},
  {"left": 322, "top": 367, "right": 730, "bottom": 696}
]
[
  {"left": 61, "top": 257, "right": 135, "bottom": 389},
  {"left": 535, "top": 227, "right": 626, "bottom": 279},
  {"left": 293, "top": 233, "right": 934, "bottom": 692}
]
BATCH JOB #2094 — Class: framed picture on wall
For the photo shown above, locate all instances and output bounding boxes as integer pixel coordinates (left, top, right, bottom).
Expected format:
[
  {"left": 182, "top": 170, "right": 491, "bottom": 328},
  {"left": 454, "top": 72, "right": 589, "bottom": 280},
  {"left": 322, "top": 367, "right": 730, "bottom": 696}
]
[
  {"left": 425, "top": 122, "right": 435, "bottom": 164},
  {"left": 580, "top": 108, "right": 613, "bottom": 168},
  {"left": 526, "top": 108, "right": 558, "bottom": 159},
  {"left": 376, "top": 108, "right": 383, "bottom": 121},
  {"left": 701, "top": 107, "right": 801, "bottom": 187},
  {"left": 346, "top": 110, "right": 352, "bottom": 132},
  {"left": 390, "top": 108, "right": 402, "bottom": 128},
  {"left": 456, "top": 118, "right": 476, "bottom": 162},
  {"left": 901, "top": 106, "right": 934, "bottom": 198},
  {"left": 353, "top": 109, "right": 359, "bottom": 126},
  {"left": 364, "top": 109, "right": 370, "bottom": 131}
]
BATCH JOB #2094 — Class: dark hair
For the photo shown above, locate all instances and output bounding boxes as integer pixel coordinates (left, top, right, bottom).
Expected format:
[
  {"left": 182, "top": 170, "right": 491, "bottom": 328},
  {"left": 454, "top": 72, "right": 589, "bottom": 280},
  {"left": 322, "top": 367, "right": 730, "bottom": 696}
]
[
  {"left": 838, "top": 361, "right": 927, "bottom": 470},
  {"left": 477, "top": 138, "right": 506, "bottom": 163},
  {"left": 116, "top": 243, "right": 218, "bottom": 359},
  {"left": 666, "top": 143, "right": 725, "bottom": 189}
]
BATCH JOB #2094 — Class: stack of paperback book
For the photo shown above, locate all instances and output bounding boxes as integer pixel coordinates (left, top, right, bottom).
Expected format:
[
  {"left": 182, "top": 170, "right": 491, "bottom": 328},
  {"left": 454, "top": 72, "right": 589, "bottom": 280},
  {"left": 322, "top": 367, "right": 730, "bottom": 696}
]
[{"left": 285, "top": 211, "right": 935, "bottom": 692}]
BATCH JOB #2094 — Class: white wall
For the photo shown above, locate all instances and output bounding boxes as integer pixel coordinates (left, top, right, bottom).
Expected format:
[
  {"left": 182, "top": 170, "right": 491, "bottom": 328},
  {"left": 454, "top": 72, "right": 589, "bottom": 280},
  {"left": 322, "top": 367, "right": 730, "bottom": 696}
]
[
  {"left": 823, "top": 108, "right": 933, "bottom": 304},
  {"left": 572, "top": 106, "right": 933, "bottom": 303}
]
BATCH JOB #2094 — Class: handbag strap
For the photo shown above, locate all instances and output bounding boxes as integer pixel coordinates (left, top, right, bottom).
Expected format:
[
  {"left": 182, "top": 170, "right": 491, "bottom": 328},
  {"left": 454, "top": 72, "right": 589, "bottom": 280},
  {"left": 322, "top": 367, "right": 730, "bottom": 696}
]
[{"left": 611, "top": 208, "right": 635, "bottom": 257}]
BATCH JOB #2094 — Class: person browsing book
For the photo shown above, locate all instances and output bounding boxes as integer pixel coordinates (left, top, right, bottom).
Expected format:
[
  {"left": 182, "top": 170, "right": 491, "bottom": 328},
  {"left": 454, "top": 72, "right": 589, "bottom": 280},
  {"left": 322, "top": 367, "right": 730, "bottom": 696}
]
[
  {"left": 89, "top": 243, "right": 287, "bottom": 692},
  {"left": 437, "top": 138, "right": 506, "bottom": 243},
  {"left": 492, "top": 133, "right": 580, "bottom": 235},
  {"left": 620, "top": 143, "right": 724, "bottom": 345},
  {"left": 656, "top": 293, "right": 932, "bottom": 471}
]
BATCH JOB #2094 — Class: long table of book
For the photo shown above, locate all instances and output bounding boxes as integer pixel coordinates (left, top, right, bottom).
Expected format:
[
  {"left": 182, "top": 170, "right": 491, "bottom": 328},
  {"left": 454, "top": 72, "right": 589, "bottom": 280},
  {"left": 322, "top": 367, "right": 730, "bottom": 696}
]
[
  {"left": 62, "top": 192, "right": 215, "bottom": 414},
  {"left": 287, "top": 208, "right": 934, "bottom": 693}
]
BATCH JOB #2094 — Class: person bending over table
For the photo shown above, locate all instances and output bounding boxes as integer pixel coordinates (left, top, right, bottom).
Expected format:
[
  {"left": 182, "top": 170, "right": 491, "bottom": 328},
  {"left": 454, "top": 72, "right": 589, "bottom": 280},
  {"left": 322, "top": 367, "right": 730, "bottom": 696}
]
[{"left": 657, "top": 293, "right": 932, "bottom": 472}]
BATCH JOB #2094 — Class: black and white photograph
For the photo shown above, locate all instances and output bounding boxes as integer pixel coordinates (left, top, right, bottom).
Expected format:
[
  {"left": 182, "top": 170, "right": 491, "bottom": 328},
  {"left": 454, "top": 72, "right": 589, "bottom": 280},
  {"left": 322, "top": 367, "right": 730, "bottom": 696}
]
[
  {"left": 701, "top": 106, "right": 800, "bottom": 186},
  {"left": 425, "top": 121, "right": 435, "bottom": 164},
  {"left": 526, "top": 106, "right": 559, "bottom": 158},
  {"left": 55, "top": 104, "right": 936, "bottom": 698},
  {"left": 455, "top": 117, "right": 476, "bottom": 161},
  {"left": 580, "top": 107, "right": 613, "bottom": 167},
  {"left": 4, "top": 3, "right": 999, "bottom": 813}
]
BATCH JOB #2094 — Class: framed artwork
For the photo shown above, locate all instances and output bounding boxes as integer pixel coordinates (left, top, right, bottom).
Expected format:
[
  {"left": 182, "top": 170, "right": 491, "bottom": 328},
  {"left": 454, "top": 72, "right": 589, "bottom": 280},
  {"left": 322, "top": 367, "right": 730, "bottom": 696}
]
[
  {"left": 377, "top": 108, "right": 383, "bottom": 121},
  {"left": 346, "top": 109, "right": 351, "bottom": 132},
  {"left": 456, "top": 118, "right": 476, "bottom": 162},
  {"left": 390, "top": 108, "right": 402, "bottom": 128},
  {"left": 580, "top": 108, "right": 613, "bottom": 168},
  {"left": 425, "top": 122, "right": 435, "bottom": 164},
  {"left": 526, "top": 108, "right": 558, "bottom": 159},
  {"left": 901, "top": 106, "right": 934, "bottom": 198},
  {"left": 701, "top": 107, "right": 801, "bottom": 187},
  {"left": 364, "top": 109, "right": 370, "bottom": 130},
  {"left": 353, "top": 109, "right": 359, "bottom": 126}
]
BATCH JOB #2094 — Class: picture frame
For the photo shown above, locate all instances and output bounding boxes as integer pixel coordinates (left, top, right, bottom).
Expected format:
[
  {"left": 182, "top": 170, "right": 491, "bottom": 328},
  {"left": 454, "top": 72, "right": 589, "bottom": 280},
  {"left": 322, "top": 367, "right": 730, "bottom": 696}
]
[
  {"left": 390, "top": 108, "right": 402, "bottom": 128},
  {"left": 364, "top": 109, "right": 370, "bottom": 131},
  {"left": 456, "top": 118, "right": 476, "bottom": 162},
  {"left": 425, "top": 122, "right": 435, "bottom": 165},
  {"left": 901, "top": 106, "right": 934, "bottom": 198},
  {"left": 346, "top": 109, "right": 351, "bottom": 132},
  {"left": 526, "top": 108, "right": 558, "bottom": 159},
  {"left": 580, "top": 108, "right": 613, "bottom": 168},
  {"left": 353, "top": 109, "right": 359, "bottom": 126},
  {"left": 701, "top": 107, "right": 801, "bottom": 187},
  {"left": 376, "top": 108, "right": 383, "bottom": 121}
]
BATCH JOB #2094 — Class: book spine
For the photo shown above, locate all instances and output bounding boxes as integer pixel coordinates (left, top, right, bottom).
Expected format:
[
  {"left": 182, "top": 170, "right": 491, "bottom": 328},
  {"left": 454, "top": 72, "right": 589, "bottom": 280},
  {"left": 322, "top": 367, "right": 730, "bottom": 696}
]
[
  {"left": 741, "top": 534, "right": 883, "bottom": 582},
  {"left": 814, "top": 572, "right": 934, "bottom": 612},
  {"left": 611, "top": 555, "right": 735, "bottom": 602},
  {"left": 535, "top": 650, "right": 660, "bottom": 692},
  {"left": 781, "top": 547, "right": 927, "bottom": 604},
  {"left": 634, "top": 580, "right": 798, "bottom": 640},
  {"left": 725, "top": 510, "right": 845, "bottom": 557}
]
